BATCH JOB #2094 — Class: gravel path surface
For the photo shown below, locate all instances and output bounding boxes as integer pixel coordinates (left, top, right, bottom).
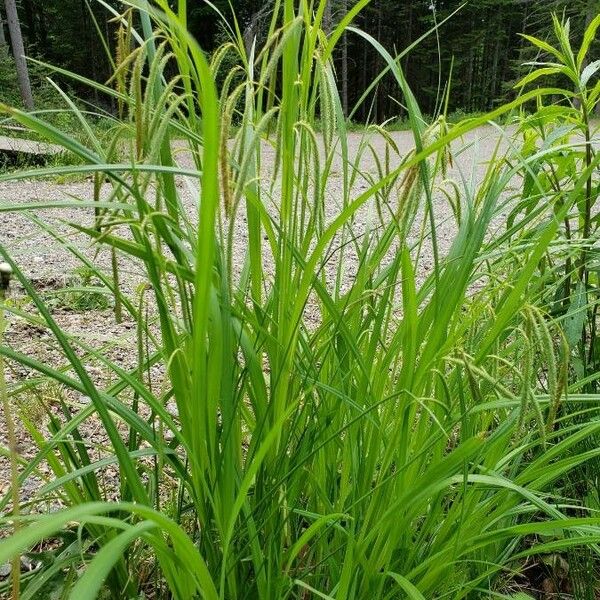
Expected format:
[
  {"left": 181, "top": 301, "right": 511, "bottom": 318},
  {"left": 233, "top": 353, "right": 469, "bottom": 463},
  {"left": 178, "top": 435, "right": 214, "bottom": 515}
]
[
  {"left": 0, "top": 125, "right": 516, "bottom": 519},
  {"left": 1, "top": 125, "right": 512, "bottom": 281}
]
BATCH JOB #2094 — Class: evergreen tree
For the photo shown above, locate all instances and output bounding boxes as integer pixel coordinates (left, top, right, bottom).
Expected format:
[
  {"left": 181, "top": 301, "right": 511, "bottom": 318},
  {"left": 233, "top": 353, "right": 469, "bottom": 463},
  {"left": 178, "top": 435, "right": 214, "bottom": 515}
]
[{"left": 0, "top": 0, "right": 598, "bottom": 119}]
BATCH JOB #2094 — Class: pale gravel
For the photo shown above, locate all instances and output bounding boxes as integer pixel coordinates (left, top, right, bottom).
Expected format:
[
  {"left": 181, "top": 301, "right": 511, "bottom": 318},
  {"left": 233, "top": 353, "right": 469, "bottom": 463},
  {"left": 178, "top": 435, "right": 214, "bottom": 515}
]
[
  {"left": 0, "top": 126, "right": 514, "bottom": 521},
  {"left": 2, "top": 122, "right": 600, "bottom": 593}
]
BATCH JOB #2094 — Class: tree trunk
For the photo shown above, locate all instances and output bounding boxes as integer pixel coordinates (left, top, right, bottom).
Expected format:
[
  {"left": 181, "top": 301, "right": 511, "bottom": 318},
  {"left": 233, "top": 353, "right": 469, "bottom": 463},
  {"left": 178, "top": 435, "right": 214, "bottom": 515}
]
[
  {"left": 323, "top": 0, "right": 332, "bottom": 33},
  {"left": 4, "top": 0, "right": 34, "bottom": 109},
  {"left": 404, "top": 3, "right": 413, "bottom": 75},
  {"left": 489, "top": 31, "right": 501, "bottom": 109},
  {"left": 466, "top": 48, "right": 474, "bottom": 112},
  {"left": 81, "top": 0, "right": 99, "bottom": 103},
  {"left": 36, "top": 1, "right": 47, "bottom": 48},
  {"left": 361, "top": 20, "right": 368, "bottom": 121},
  {"left": 0, "top": 7, "right": 6, "bottom": 46},
  {"left": 243, "top": 1, "right": 274, "bottom": 58},
  {"left": 21, "top": 0, "right": 35, "bottom": 46}
]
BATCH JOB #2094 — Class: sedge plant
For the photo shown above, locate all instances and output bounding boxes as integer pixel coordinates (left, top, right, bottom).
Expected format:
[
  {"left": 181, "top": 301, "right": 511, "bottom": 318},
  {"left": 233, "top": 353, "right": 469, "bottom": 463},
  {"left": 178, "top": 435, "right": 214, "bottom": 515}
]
[{"left": 1, "top": 2, "right": 600, "bottom": 598}]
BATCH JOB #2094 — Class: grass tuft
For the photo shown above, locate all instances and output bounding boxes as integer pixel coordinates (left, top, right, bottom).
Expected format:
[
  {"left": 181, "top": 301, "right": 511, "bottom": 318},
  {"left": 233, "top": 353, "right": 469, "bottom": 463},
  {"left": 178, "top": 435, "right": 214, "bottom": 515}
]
[{"left": 0, "top": 3, "right": 600, "bottom": 598}]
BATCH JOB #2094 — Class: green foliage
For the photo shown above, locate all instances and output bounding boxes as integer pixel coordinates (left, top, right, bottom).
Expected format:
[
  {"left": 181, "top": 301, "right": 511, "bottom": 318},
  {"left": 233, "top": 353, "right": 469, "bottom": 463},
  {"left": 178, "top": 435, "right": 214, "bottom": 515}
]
[
  {"left": 43, "top": 267, "right": 110, "bottom": 313},
  {"left": 516, "top": 13, "right": 600, "bottom": 387},
  {"left": 0, "top": 47, "right": 22, "bottom": 107},
  {"left": 1, "top": 2, "right": 600, "bottom": 599},
  {"left": 0, "top": 46, "right": 64, "bottom": 111},
  {"left": 0, "top": 45, "right": 114, "bottom": 145},
  {"left": 514, "top": 13, "right": 600, "bottom": 592}
]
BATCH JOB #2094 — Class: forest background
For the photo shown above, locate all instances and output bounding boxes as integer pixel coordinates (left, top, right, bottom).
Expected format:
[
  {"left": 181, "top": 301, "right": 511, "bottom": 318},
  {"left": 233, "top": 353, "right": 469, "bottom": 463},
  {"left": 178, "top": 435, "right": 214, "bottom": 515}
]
[{"left": 1, "top": 0, "right": 599, "bottom": 123}]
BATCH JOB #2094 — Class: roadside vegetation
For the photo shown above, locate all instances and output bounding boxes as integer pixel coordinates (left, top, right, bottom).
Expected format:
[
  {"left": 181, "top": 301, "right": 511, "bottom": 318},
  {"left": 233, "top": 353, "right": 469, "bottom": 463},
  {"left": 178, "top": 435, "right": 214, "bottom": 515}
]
[{"left": 1, "top": 1, "right": 600, "bottom": 598}]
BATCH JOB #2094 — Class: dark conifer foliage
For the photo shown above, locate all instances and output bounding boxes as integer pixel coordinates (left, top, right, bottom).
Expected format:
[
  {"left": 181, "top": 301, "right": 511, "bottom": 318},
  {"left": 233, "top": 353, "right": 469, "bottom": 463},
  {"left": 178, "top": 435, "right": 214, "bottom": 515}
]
[{"left": 1, "top": 0, "right": 598, "bottom": 117}]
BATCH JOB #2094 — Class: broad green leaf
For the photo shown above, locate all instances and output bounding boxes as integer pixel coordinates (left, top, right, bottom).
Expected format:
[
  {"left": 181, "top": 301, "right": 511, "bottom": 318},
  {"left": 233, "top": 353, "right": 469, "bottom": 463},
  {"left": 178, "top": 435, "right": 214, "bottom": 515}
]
[
  {"left": 578, "top": 13, "right": 600, "bottom": 69},
  {"left": 520, "top": 34, "right": 565, "bottom": 63},
  {"left": 515, "top": 67, "right": 562, "bottom": 89},
  {"left": 580, "top": 59, "right": 600, "bottom": 88},
  {"left": 387, "top": 573, "right": 426, "bottom": 599}
]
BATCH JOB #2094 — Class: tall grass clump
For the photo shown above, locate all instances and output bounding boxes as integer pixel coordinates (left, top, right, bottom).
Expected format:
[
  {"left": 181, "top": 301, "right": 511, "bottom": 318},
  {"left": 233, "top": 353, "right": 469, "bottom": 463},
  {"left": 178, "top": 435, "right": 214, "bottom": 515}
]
[
  {"left": 510, "top": 15, "right": 600, "bottom": 591},
  {"left": 1, "top": 1, "right": 600, "bottom": 598}
]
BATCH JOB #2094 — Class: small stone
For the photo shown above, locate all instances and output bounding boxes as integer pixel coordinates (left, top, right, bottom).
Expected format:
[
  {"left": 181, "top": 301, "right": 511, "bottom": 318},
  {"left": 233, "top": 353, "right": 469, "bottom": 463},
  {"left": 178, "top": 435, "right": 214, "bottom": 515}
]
[
  {"left": 78, "top": 395, "right": 92, "bottom": 404},
  {"left": 166, "top": 402, "right": 179, "bottom": 418},
  {"left": 21, "top": 478, "right": 39, "bottom": 496},
  {"left": 0, "top": 563, "right": 11, "bottom": 578},
  {"left": 20, "top": 556, "right": 36, "bottom": 571},
  {"left": 0, "top": 262, "right": 12, "bottom": 292}
]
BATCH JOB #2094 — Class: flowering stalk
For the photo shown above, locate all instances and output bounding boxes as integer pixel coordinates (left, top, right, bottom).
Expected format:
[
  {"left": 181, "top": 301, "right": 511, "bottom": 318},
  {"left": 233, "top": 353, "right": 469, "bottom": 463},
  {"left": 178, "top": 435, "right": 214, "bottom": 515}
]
[{"left": 0, "top": 261, "right": 19, "bottom": 600}]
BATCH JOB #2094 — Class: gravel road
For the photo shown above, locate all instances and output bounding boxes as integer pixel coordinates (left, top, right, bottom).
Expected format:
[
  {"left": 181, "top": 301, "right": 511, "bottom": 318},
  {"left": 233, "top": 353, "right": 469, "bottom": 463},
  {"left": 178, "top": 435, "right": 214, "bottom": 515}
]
[{"left": 0, "top": 124, "right": 526, "bottom": 513}]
